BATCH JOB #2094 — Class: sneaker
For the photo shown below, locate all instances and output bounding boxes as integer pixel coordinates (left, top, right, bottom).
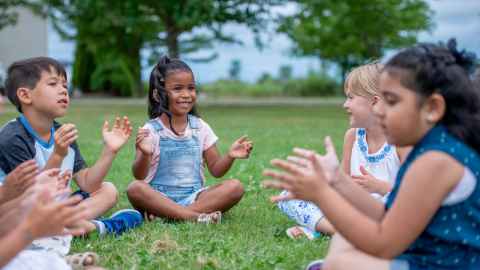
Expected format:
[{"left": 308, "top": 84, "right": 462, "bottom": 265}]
[
  {"left": 94, "top": 209, "right": 143, "bottom": 236},
  {"left": 305, "top": 259, "right": 324, "bottom": 270}
]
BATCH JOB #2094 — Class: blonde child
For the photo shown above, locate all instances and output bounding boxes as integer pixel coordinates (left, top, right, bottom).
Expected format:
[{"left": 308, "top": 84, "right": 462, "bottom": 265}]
[
  {"left": 277, "top": 63, "right": 408, "bottom": 239},
  {"left": 265, "top": 39, "right": 480, "bottom": 270}
]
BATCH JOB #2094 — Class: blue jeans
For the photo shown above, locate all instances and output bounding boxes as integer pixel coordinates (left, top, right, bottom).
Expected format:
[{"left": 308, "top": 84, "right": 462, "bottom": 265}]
[{"left": 151, "top": 184, "right": 207, "bottom": 206}]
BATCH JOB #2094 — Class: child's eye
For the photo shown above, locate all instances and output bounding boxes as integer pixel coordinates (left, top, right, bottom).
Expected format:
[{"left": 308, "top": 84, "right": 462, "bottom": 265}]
[{"left": 384, "top": 97, "right": 397, "bottom": 105}]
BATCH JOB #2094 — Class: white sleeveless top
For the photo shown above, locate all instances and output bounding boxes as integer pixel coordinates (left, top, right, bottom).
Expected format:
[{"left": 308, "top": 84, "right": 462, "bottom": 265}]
[{"left": 350, "top": 128, "right": 400, "bottom": 200}]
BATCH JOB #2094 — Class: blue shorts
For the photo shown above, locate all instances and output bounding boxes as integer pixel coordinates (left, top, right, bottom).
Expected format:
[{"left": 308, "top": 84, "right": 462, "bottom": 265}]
[{"left": 150, "top": 184, "right": 207, "bottom": 207}]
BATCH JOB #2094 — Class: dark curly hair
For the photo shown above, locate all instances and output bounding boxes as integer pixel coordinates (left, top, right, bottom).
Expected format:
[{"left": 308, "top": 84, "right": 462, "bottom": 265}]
[{"left": 384, "top": 38, "right": 479, "bottom": 151}]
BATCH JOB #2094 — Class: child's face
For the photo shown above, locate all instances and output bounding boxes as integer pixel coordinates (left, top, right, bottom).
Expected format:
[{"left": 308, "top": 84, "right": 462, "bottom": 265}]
[
  {"left": 343, "top": 90, "right": 376, "bottom": 128},
  {"left": 27, "top": 67, "right": 69, "bottom": 118},
  {"left": 165, "top": 71, "right": 196, "bottom": 117},
  {"left": 375, "top": 71, "right": 430, "bottom": 146}
]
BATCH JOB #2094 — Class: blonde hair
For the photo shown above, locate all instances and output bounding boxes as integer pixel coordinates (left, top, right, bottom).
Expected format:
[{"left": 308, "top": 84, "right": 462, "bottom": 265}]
[{"left": 344, "top": 62, "right": 383, "bottom": 99}]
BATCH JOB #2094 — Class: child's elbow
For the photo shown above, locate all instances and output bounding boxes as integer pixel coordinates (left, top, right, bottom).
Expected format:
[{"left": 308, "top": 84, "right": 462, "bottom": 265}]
[{"left": 210, "top": 171, "right": 224, "bottom": 178}]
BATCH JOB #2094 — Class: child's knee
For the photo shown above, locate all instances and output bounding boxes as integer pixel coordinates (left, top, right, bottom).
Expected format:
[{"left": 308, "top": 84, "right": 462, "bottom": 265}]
[
  {"left": 127, "top": 181, "right": 146, "bottom": 202},
  {"left": 225, "top": 179, "right": 244, "bottom": 201},
  {"left": 100, "top": 182, "right": 118, "bottom": 205}
]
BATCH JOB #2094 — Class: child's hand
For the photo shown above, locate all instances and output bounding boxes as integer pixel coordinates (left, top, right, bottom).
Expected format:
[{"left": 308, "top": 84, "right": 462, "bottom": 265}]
[
  {"left": 228, "top": 135, "right": 253, "bottom": 159},
  {"left": 352, "top": 166, "right": 390, "bottom": 195},
  {"left": 1, "top": 160, "right": 39, "bottom": 202},
  {"left": 22, "top": 187, "right": 88, "bottom": 238},
  {"left": 54, "top": 123, "right": 78, "bottom": 157},
  {"left": 135, "top": 128, "right": 153, "bottom": 156},
  {"left": 285, "top": 137, "right": 340, "bottom": 184},
  {"left": 35, "top": 169, "right": 72, "bottom": 197},
  {"left": 102, "top": 116, "right": 133, "bottom": 154},
  {"left": 58, "top": 170, "right": 72, "bottom": 191},
  {"left": 263, "top": 136, "right": 340, "bottom": 203}
]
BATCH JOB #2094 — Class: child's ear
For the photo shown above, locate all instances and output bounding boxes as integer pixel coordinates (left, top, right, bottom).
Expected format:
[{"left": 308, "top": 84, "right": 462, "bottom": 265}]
[
  {"left": 371, "top": 95, "right": 380, "bottom": 106},
  {"left": 423, "top": 93, "right": 446, "bottom": 124},
  {"left": 17, "top": 87, "right": 33, "bottom": 106}
]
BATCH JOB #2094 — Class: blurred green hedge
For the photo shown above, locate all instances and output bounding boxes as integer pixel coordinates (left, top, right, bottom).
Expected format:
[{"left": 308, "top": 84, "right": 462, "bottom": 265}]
[{"left": 200, "top": 74, "right": 341, "bottom": 97}]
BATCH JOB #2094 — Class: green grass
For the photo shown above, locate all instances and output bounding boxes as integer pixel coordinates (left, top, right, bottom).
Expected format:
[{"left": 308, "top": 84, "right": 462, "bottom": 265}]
[{"left": 0, "top": 100, "right": 349, "bottom": 270}]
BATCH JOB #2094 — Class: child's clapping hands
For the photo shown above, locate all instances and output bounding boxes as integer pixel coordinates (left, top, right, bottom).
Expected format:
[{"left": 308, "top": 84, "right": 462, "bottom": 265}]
[{"left": 228, "top": 135, "right": 253, "bottom": 159}]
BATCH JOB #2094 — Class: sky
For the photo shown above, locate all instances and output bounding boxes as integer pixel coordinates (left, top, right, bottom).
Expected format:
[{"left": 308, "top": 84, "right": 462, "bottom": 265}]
[{"left": 48, "top": 0, "right": 480, "bottom": 84}]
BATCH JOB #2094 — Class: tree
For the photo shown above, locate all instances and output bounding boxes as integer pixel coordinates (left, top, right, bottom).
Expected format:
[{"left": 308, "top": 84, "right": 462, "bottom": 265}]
[
  {"left": 278, "top": 0, "right": 433, "bottom": 79},
  {"left": 229, "top": 59, "right": 242, "bottom": 80},
  {"left": 0, "top": 0, "right": 42, "bottom": 30},
  {"left": 278, "top": 64, "right": 292, "bottom": 81},
  {"left": 257, "top": 72, "right": 273, "bottom": 84},
  {"left": 40, "top": 0, "right": 283, "bottom": 96},
  {"left": 147, "top": 1, "right": 284, "bottom": 61},
  {"left": 42, "top": 1, "right": 161, "bottom": 96}
]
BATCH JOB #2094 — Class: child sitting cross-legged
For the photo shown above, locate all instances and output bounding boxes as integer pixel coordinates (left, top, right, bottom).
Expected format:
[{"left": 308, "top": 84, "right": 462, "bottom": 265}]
[{"left": 0, "top": 57, "right": 143, "bottom": 259}]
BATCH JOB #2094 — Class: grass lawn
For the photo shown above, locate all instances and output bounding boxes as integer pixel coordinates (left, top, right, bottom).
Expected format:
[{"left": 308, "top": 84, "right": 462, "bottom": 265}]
[{"left": 0, "top": 100, "right": 349, "bottom": 270}]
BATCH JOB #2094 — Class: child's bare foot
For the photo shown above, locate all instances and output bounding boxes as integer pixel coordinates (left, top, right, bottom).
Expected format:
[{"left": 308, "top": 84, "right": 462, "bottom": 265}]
[
  {"left": 65, "top": 252, "right": 99, "bottom": 270},
  {"left": 286, "top": 226, "right": 320, "bottom": 240},
  {"left": 69, "top": 220, "right": 96, "bottom": 236}
]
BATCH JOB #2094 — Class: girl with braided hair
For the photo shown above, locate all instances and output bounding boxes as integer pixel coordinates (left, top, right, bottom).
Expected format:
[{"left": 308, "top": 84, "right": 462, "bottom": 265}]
[{"left": 127, "top": 56, "right": 252, "bottom": 224}]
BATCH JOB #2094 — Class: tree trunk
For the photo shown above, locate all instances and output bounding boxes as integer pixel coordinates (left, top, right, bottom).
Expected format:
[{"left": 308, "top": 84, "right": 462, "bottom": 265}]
[
  {"left": 126, "top": 40, "right": 143, "bottom": 97},
  {"left": 166, "top": 27, "right": 180, "bottom": 58},
  {"left": 72, "top": 41, "right": 95, "bottom": 93}
]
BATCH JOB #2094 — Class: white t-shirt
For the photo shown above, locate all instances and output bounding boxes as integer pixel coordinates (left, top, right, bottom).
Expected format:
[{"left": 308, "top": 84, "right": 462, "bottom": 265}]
[{"left": 141, "top": 117, "right": 218, "bottom": 184}]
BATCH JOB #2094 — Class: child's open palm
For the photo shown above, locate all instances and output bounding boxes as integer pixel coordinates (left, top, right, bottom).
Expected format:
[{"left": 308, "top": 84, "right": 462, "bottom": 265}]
[
  {"left": 54, "top": 124, "right": 78, "bottom": 157},
  {"left": 352, "top": 166, "right": 391, "bottom": 195},
  {"left": 135, "top": 128, "right": 153, "bottom": 156},
  {"left": 1, "top": 160, "right": 39, "bottom": 202},
  {"left": 36, "top": 169, "right": 72, "bottom": 197},
  {"left": 263, "top": 136, "right": 340, "bottom": 203},
  {"left": 228, "top": 135, "right": 253, "bottom": 159},
  {"left": 102, "top": 116, "right": 133, "bottom": 153},
  {"left": 22, "top": 186, "right": 88, "bottom": 238}
]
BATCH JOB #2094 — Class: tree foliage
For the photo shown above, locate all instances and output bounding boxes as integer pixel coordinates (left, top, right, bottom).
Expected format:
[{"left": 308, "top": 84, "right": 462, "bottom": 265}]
[
  {"left": 278, "top": 0, "right": 433, "bottom": 79},
  {"left": 39, "top": 0, "right": 282, "bottom": 96},
  {"left": 0, "top": 0, "right": 42, "bottom": 30}
]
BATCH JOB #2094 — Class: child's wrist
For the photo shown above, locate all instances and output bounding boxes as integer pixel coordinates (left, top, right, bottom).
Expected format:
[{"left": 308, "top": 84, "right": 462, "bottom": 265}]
[
  {"left": 53, "top": 148, "right": 67, "bottom": 158},
  {"left": 103, "top": 146, "right": 118, "bottom": 157},
  {"left": 330, "top": 168, "right": 344, "bottom": 188},
  {"left": 138, "top": 147, "right": 152, "bottom": 157},
  {"left": 19, "top": 219, "right": 37, "bottom": 242}
]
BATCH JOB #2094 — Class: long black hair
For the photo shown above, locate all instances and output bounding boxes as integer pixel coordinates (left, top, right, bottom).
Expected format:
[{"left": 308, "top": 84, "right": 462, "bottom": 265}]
[
  {"left": 384, "top": 38, "right": 479, "bottom": 152},
  {"left": 148, "top": 56, "right": 199, "bottom": 135}
]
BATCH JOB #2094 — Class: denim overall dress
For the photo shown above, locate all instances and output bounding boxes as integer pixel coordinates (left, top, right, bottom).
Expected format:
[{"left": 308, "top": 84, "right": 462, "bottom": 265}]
[
  {"left": 148, "top": 115, "right": 205, "bottom": 206},
  {"left": 386, "top": 125, "right": 480, "bottom": 270}
]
